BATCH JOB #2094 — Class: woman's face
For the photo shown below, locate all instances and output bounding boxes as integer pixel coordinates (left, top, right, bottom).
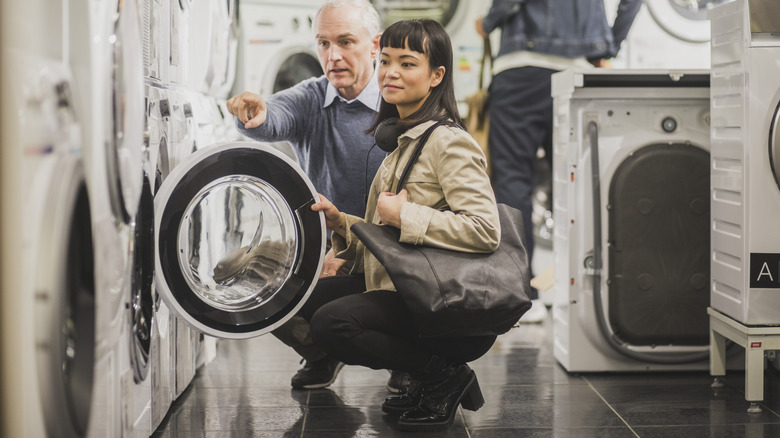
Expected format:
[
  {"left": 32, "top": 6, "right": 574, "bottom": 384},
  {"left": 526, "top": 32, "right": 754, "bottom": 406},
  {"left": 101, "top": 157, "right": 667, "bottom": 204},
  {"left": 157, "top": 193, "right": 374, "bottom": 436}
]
[{"left": 378, "top": 42, "right": 444, "bottom": 119}]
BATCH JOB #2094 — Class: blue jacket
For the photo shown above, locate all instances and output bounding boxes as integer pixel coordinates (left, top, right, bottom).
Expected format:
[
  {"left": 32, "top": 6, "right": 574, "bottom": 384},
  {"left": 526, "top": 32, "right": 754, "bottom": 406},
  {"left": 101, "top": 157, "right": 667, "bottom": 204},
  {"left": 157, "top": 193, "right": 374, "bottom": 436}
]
[{"left": 482, "top": 0, "right": 643, "bottom": 60}]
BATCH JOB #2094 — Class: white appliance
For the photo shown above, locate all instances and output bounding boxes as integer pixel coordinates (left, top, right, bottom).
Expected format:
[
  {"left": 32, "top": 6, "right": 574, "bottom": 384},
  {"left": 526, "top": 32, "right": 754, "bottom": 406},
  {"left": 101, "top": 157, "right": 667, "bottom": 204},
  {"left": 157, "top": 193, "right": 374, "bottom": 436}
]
[
  {"left": 551, "top": 69, "right": 716, "bottom": 372},
  {"left": 6, "top": 34, "right": 103, "bottom": 437},
  {"left": 709, "top": 0, "right": 780, "bottom": 325},
  {"left": 69, "top": 0, "right": 154, "bottom": 435},
  {"left": 234, "top": 0, "right": 323, "bottom": 98},
  {"left": 143, "top": 0, "right": 169, "bottom": 84},
  {"left": 153, "top": 142, "right": 326, "bottom": 340},
  {"left": 605, "top": 0, "right": 730, "bottom": 69},
  {"left": 168, "top": 0, "right": 190, "bottom": 87}
]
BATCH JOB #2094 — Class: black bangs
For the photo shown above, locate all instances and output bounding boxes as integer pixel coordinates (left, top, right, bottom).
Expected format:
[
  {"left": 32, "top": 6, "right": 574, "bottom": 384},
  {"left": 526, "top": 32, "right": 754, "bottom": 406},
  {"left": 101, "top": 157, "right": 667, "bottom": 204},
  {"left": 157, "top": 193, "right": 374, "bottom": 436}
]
[{"left": 380, "top": 20, "right": 429, "bottom": 57}]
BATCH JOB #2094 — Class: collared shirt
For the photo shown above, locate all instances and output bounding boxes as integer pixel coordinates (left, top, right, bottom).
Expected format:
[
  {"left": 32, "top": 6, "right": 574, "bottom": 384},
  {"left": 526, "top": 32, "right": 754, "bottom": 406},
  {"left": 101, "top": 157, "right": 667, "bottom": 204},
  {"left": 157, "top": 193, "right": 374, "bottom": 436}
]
[
  {"left": 323, "top": 68, "right": 381, "bottom": 111},
  {"left": 332, "top": 121, "right": 500, "bottom": 293}
]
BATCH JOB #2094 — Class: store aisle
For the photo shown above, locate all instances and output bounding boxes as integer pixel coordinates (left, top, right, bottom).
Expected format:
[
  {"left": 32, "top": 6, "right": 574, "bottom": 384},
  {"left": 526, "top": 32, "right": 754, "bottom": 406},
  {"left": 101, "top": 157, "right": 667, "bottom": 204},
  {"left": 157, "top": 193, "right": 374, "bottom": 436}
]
[{"left": 152, "top": 310, "right": 780, "bottom": 437}]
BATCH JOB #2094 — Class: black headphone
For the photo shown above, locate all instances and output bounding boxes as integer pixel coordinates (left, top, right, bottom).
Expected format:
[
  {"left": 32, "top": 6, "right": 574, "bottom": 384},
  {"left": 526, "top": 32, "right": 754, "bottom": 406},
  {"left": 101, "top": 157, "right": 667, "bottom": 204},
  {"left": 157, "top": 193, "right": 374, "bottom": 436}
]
[{"left": 373, "top": 117, "right": 404, "bottom": 153}]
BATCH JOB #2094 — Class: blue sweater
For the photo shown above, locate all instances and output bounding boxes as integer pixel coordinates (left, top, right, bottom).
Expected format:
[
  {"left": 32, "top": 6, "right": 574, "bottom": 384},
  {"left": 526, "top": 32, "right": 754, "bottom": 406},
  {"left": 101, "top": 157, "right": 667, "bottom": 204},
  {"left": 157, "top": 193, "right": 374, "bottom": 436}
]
[{"left": 236, "top": 75, "right": 384, "bottom": 218}]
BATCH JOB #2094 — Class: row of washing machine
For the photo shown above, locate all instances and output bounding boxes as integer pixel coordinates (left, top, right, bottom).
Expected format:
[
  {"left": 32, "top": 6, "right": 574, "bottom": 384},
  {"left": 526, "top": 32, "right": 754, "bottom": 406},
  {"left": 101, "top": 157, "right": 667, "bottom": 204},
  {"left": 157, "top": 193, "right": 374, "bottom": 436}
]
[
  {"left": 0, "top": 0, "right": 282, "bottom": 436},
  {"left": 550, "top": 0, "right": 780, "bottom": 374}
]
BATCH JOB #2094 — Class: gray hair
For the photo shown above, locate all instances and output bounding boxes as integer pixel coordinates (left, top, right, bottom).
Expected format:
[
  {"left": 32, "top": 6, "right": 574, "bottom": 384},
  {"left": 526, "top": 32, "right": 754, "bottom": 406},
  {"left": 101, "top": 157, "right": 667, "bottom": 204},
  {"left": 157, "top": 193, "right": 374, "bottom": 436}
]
[{"left": 314, "top": 0, "right": 382, "bottom": 37}]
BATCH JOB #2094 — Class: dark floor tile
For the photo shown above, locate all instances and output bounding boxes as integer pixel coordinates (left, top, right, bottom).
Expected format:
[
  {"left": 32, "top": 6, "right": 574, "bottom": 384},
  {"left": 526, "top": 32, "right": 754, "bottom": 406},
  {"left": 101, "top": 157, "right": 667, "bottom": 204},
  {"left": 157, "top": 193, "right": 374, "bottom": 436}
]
[
  {"left": 611, "top": 399, "right": 780, "bottom": 427},
  {"left": 462, "top": 398, "right": 625, "bottom": 429},
  {"left": 307, "top": 386, "right": 388, "bottom": 408},
  {"left": 160, "top": 405, "right": 305, "bottom": 432},
  {"left": 633, "top": 423, "right": 780, "bottom": 438},
  {"left": 469, "top": 427, "right": 637, "bottom": 438},
  {"left": 171, "top": 387, "right": 309, "bottom": 409},
  {"left": 302, "top": 405, "right": 469, "bottom": 436}
]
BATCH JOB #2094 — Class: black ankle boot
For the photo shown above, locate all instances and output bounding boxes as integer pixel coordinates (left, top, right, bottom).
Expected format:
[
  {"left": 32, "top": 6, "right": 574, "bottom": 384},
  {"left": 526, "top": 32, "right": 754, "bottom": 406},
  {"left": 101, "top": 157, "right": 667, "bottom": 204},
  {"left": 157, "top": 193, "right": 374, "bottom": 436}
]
[
  {"left": 396, "top": 364, "right": 484, "bottom": 432},
  {"left": 382, "top": 355, "right": 449, "bottom": 415}
]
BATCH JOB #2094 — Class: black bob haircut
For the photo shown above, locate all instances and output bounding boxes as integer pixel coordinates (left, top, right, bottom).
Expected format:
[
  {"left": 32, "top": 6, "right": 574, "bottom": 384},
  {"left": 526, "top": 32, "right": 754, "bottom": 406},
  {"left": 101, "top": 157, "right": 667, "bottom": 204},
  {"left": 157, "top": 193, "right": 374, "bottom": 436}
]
[{"left": 367, "top": 18, "right": 464, "bottom": 135}]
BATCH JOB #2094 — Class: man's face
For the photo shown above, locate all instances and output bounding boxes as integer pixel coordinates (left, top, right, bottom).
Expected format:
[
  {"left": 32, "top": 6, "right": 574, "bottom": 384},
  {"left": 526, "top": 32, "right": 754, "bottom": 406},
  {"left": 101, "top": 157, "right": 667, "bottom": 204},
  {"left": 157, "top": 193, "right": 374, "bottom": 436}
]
[{"left": 315, "top": 6, "right": 379, "bottom": 101}]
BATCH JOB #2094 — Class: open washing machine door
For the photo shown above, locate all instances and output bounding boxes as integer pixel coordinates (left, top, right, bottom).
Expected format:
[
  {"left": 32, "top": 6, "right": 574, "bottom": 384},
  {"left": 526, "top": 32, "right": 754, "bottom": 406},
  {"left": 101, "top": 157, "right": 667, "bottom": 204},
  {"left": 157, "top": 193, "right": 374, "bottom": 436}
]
[{"left": 154, "top": 142, "right": 325, "bottom": 338}]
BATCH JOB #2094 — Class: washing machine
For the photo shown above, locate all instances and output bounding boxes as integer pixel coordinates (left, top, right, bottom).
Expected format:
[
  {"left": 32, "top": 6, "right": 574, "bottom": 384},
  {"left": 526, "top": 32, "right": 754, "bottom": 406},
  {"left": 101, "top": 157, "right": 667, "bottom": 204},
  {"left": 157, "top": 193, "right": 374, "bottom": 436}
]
[
  {"left": 551, "top": 69, "right": 716, "bottom": 372},
  {"left": 709, "top": 0, "right": 780, "bottom": 325},
  {"left": 234, "top": 0, "right": 323, "bottom": 97},
  {"left": 6, "top": 35, "right": 102, "bottom": 438},
  {"left": 168, "top": 0, "right": 190, "bottom": 87},
  {"left": 605, "top": 0, "right": 731, "bottom": 69},
  {"left": 143, "top": 0, "right": 169, "bottom": 84},
  {"left": 153, "top": 141, "right": 326, "bottom": 342}
]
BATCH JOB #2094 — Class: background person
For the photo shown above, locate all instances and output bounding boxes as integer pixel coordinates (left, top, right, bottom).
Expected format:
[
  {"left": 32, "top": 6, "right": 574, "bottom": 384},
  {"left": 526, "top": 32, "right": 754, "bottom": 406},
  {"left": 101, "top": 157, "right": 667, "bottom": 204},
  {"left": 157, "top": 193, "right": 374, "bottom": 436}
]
[
  {"left": 476, "top": 0, "right": 642, "bottom": 322},
  {"left": 309, "top": 19, "right": 499, "bottom": 432}
]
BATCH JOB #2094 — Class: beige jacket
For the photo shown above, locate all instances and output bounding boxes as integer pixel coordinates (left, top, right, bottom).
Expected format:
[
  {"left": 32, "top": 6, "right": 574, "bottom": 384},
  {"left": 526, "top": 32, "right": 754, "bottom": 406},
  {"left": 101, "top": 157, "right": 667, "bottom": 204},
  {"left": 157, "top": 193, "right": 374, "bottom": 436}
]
[{"left": 331, "top": 120, "right": 500, "bottom": 292}]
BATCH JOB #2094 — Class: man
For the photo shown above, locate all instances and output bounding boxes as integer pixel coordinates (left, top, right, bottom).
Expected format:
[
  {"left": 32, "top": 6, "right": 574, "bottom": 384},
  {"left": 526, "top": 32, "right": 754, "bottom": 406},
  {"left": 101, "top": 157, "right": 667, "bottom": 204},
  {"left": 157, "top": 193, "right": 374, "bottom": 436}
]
[
  {"left": 476, "top": 0, "right": 642, "bottom": 322},
  {"left": 226, "top": 0, "right": 388, "bottom": 390}
]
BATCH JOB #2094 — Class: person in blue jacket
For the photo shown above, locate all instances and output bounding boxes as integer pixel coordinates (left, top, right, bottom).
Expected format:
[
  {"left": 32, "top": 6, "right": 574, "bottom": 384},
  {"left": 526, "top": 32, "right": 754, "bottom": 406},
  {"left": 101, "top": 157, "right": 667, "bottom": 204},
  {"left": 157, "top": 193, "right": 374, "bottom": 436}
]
[{"left": 476, "top": 0, "right": 642, "bottom": 322}]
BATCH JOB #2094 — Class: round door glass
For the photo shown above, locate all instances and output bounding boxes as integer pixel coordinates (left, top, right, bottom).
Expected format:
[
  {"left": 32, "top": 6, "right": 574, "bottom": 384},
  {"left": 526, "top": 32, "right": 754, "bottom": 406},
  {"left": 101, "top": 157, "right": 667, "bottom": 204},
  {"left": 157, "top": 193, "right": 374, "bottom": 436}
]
[
  {"left": 177, "top": 175, "right": 299, "bottom": 311},
  {"left": 273, "top": 53, "right": 323, "bottom": 94}
]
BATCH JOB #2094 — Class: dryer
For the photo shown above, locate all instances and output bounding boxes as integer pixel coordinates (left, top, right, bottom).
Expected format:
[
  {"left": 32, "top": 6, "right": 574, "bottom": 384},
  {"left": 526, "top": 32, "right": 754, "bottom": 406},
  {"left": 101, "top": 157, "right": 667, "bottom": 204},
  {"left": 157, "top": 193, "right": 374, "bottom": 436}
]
[
  {"left": 153, "top": 142, "right": 326, "bottom": 340},
  {"left": 709, "top": 0, "right": 780, "bottom": 325},
  {"left": 605, "top": 0, "right": 730, "bottom": 69},
  {"left": 551, "top": 69, "right": 715, "bottom": 372}
]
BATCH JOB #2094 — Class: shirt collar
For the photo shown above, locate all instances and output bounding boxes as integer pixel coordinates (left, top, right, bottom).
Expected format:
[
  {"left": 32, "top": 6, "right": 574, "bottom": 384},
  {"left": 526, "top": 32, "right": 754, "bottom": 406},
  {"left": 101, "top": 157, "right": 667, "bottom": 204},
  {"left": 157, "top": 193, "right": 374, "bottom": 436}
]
[{"left": 323, "top": 67, "right": 380, "bottom": 111}]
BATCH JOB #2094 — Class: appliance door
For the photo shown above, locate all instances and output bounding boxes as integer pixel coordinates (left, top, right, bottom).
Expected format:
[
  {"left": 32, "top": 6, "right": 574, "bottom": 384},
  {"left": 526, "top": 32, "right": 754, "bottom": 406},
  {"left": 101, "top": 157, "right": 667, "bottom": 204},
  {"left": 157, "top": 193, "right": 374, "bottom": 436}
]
[
  {"left": 154, "top": 142, "right": 325, "bottom": 339},
  {"left": 108, "top": 0, "right": 145, "bottom": 224},
  {"left": 645, "top": 0, "right": 730, "bottom": 43}
]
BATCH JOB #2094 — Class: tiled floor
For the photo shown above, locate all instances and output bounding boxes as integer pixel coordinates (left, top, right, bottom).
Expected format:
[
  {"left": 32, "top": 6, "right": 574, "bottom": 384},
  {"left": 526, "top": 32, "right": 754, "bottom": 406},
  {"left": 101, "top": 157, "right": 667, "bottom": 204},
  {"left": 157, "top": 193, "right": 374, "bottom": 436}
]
[{"left": 153, "top": 309, "right": 780, "bottom": 438}]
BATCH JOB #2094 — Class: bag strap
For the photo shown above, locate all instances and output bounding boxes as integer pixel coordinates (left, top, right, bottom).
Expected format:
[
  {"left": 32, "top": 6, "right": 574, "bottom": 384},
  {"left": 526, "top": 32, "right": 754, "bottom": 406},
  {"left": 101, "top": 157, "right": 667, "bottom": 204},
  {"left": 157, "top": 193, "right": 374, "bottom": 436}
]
[
  {"left": 395, "top": 121, "right": 447, "bottom": 194},
  {"left": 478, "top": 36, "right": 493, "bottom": 92}
]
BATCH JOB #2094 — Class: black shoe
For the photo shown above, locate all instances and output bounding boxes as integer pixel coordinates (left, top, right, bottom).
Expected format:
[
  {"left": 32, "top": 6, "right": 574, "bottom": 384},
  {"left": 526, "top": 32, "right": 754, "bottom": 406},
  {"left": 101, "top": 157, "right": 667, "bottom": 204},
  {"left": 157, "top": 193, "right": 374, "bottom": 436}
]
[
  {"left": 396, "top": 365, "right": 484, "bottom": 432},
  {"left": 386, "top": 370, "right": 410, "bottom": 394},
  {"left": 382, "top": 377, "right": 422, "bottom": 414},
  {"left": 290, "top": 356, "right": 344, "bottom": 389}
]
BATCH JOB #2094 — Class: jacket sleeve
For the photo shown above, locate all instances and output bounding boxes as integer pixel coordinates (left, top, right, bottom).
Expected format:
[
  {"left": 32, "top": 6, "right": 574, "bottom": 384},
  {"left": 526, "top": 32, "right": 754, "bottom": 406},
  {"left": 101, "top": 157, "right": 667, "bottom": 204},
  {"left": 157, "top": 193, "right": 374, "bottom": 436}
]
[
  {"left": 482, "top": 0, "right": 524, "bottom": 35},
  {"left": 398, "top": 128, "right": 500, "bottom": 253},
  {"left": 610, "top": 0, "right": 643, "bottom": 57}
]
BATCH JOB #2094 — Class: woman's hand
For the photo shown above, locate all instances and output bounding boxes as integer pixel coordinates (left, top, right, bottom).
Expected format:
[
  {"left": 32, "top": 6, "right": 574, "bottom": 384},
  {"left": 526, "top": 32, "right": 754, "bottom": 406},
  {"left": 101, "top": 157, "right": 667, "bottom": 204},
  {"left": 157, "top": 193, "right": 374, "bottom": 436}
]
[
  {"left": 311, "top": 194, "right": 347, "bottom": 236},
  {"left": 376, "top": 189, "right": 407, "bottom": 228}
]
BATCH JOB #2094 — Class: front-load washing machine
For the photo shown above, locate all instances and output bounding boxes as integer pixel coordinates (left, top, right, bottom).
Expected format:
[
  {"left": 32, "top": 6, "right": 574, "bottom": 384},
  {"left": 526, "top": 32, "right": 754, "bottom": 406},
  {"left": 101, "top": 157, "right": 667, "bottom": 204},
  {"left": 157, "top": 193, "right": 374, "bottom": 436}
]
[
  {"left": 551, "top": 69, "right": 716, "bottom": 372},
  {"left": 7, "top": 43, "right": 101, "bottom": 436},
  {"left": 154, "top": 142, "right": 326, "bottom": 340},
  {"left": 605, "top": 0, "right": 731, "bottom": 69},
  {"left": 234, "top": 0, "right": 323, "bottom": 98},
  {"left": 143, "top": 0, "right": 169, "bottom": 84},
  {"left": 69, "top": 0, "right": 154, "bottom": 435},
  {"left": 709, "top": 0, "right": 780, "bottom": 325}
]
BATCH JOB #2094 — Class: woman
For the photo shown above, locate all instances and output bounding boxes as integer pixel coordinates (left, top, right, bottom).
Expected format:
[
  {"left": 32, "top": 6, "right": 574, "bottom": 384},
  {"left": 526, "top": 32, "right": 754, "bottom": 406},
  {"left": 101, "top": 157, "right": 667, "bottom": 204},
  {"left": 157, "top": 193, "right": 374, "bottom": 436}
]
[{"left": 309, "top": 19, "right": 500, "bottom": 432}]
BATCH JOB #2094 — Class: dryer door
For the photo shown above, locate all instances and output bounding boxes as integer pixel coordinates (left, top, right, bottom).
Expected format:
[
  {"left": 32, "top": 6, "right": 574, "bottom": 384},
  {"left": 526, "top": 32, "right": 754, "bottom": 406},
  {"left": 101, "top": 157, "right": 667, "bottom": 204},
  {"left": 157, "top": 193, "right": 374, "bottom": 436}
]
[
  {"left": 645, "top": 0, "right": 730, "bottom": 43},
  {"left": 154, "top": 142, "right": 325, "bottom": 339}
]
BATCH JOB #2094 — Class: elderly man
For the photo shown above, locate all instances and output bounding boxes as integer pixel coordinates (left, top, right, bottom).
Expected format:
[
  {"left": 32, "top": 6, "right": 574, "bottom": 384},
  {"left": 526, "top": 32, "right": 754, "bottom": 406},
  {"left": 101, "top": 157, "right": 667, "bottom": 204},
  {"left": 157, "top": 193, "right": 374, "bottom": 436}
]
[{"left": 226, "top": 0, "right": 392, "bottom": 390}]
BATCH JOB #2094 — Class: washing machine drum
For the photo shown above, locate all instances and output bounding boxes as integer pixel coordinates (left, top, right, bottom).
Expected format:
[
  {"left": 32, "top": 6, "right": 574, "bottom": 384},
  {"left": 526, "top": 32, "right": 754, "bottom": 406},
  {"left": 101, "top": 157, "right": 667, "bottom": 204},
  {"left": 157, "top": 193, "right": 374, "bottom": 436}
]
[{"left": 154, "top": 142, "right": 325, "bottom": 339}]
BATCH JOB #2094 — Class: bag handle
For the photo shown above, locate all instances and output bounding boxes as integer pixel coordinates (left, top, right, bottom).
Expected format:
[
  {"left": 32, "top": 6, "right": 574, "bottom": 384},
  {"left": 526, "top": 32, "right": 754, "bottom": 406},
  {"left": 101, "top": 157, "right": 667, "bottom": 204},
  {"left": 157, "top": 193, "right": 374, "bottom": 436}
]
[
  {"left": 395, "top": 121, "right": 446, "bottom": 194},
  {"left": 478, "top": 36, "right": 493, "bottom": 92}
]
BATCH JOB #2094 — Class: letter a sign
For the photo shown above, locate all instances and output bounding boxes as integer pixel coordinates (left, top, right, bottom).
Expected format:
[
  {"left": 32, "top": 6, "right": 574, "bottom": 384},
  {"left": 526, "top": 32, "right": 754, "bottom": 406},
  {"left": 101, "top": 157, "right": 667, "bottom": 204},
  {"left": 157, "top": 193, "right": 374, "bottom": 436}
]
[{"left": 750, "top": 253, "right": 780, "bottom": 288}]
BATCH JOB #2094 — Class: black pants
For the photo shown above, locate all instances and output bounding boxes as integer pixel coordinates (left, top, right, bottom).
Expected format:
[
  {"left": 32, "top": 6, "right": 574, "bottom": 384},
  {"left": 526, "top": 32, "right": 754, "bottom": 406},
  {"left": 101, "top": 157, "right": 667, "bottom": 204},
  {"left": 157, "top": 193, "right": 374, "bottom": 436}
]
[
  {"left": 271, "top": 274, "right": 366, "bottom": 362},
  {"left": 310, "top": 284, "right": 496, "bottom": 373}
]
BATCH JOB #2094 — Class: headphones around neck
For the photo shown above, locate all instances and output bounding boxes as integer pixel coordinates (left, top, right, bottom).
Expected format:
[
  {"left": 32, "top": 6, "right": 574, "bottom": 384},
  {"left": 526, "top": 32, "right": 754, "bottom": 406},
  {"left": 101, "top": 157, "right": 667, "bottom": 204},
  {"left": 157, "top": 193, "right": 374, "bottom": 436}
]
[{"left": 373, "top": 117, "right": 404, "bottom": 153}]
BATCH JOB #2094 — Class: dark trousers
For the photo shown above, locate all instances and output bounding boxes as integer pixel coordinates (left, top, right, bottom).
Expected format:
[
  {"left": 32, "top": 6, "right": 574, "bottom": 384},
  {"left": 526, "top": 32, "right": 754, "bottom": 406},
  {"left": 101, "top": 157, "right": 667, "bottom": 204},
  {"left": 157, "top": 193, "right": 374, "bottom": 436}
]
[
  {"left": 310, "top": 286, "right": 496, "bottom": 373},
  {"left": 488, "top": 66, "right": 556, "bottom": 299},
  {"left": 271, "top": 274, "right": 366, "bottom": 362}
]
